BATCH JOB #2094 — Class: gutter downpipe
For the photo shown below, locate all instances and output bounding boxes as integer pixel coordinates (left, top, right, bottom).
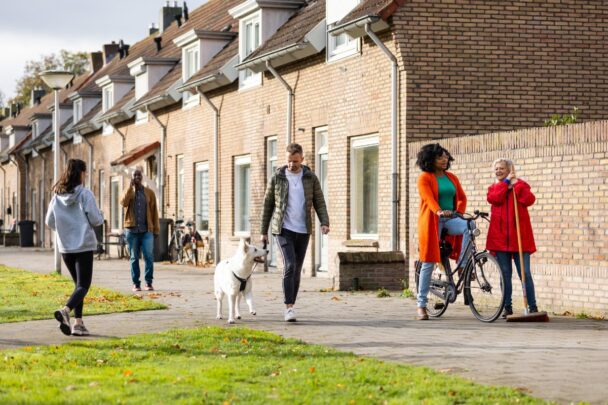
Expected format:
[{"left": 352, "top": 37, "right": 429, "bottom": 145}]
[
  {"left": 364, "top": 23, "right": 399, "bottom": 251},
  {"left": 146, "top": 108, "right": 166, "bottom": 219},
  {"left": 196, "top": 86, "right": 221, "bottom": 263},
  {"left": 82, "top": 134, "right": 94, "bottom": 189},
  {"left": 38, "top": 152, "right": 47, "bottom": 246},
  {"left": 106, "top": 120, "right": 126, "bottom": 155},
  {"left": 265, "top": 61, "right": 293, "bottom": 145},
  {"left": 9, "top": 156, "right": 22, "bottom": 223}
]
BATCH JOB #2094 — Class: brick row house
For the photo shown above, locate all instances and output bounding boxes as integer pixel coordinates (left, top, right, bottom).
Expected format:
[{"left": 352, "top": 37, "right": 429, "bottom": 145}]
[{"left": 1, "top": 1, "right": 607, "bottom": 303}]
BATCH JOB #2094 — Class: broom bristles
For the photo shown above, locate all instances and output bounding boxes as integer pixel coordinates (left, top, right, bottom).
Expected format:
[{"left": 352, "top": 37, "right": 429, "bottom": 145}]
[{"left": 506, "top": 311, "right": 550, "bottom": 322}]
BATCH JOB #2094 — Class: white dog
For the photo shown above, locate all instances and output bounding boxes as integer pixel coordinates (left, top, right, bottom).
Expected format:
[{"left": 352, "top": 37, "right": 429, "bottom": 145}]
[{"left": 214, "top": 239, "right": 268, "bottom": 324}]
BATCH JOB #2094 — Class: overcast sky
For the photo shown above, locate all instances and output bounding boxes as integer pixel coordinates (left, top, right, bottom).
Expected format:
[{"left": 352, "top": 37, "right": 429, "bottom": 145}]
[{"left": 0, "top": 0, "right": 208, "bottom": 101}]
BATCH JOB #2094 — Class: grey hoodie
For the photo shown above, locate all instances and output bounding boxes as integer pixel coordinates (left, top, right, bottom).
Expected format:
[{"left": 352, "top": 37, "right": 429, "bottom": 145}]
[{"left": 45, "top": 185, "right": 104, "bottom": 254}]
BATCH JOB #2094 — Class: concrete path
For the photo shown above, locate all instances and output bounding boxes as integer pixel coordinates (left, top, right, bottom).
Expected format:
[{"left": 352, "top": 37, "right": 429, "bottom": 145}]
[{"left": 1, "top": 247, "right": 606, "bottom": 404}]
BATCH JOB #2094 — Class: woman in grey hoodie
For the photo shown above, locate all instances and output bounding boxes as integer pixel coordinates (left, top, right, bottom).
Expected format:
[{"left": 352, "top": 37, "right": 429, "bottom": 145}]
[{"left": 46, "top": 159, "right": 103, "bottom": 336}]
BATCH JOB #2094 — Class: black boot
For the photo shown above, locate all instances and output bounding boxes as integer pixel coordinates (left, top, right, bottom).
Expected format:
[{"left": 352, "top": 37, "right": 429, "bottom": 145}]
[{"left": 501, "top": 306, "right": 513, "bottom": 319}]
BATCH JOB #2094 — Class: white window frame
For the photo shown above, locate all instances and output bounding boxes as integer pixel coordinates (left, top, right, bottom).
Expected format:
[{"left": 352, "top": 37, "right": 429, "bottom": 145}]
[
  {"left": 239, "top": 12, "right": 262, "bottom": 90},
  {"left": 176, "top": 154, "right": 185, "bottom": 220},
  {"left": 350, "top": 134, "right": 379, "bottom": 239},
  {"left": 32, "top": 121, "right": 39, "bottom": 138},
  {"left": 110, "top": 176, "right": 122, "bottom": 232},
  {"left": 327, "top": 27, "right": 360, "bottom": 62},
  {"left": 73, "top": 99, "right": 83, "bottom": 123},
  {"left": 102, "top": 85, "right": 114, "bottom": 135},
  {"left": 195, "top": 162, "right": 210, "bottom": 233},
  {"left": 182, "top": 44, "right": 200, "bottom": 108},
  {"left": 234, "top": 155, "right": 251, "bottom": 236},
  {"left": 266, "top": 136, "right": 278, "bottom": 267}
]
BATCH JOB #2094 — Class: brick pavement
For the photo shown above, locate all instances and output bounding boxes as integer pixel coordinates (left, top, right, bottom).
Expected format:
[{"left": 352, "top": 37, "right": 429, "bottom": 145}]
[{"left": 0, "top": 247, "right": 606, "bottom": 404}]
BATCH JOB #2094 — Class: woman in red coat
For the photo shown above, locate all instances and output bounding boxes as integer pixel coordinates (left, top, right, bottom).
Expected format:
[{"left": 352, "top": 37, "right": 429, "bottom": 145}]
[
  {"left": 416, "top": 143, "right": 469, "bottom": 320},
  {"left": 486, "top": 158, "right": 539, "bottom": 318}
]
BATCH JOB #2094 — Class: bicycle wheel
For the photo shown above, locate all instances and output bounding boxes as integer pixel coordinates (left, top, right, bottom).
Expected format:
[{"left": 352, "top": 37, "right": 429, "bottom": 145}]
[
  {"left": 168, "top": 239, "right": 178, "bottom": 263},
  {"left": 415, "top": 261, "right": 449, "bottom": 317},
  {"left": 465, "top": 252, "right": 505, "bottom": 322}
]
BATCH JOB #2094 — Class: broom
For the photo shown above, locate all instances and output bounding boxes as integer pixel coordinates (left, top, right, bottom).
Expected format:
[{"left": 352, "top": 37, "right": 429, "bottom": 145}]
[{"left": 507, "top": 184, "right": 549, "bottom": 322}]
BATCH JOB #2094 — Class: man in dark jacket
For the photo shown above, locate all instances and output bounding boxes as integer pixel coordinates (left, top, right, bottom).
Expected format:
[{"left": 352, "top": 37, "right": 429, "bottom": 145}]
[
  {"left": 120, "top": 166, "right": 160, "bottom": 292},
  {"left": 261, "top": 143, "right": 330, "bottom": 322}
]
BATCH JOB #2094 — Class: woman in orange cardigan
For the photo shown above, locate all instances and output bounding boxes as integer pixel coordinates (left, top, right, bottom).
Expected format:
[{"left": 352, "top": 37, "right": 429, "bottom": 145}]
[{"left": 416, "top": 143, "right": 470, "bottom": 320}]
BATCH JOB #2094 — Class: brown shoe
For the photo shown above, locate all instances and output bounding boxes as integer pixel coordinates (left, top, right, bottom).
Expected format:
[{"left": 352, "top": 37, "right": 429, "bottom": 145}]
[
  {"left": 417, "top": 307, "right": 429, "bottom": 320},
  {"left": 144, "top": 284, "right": 154, "bottom": 291}
]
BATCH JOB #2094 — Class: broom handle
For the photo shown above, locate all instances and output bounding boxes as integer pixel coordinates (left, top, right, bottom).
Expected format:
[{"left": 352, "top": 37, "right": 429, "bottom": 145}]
[{"left": 512, "top": 187, "right": 529, "bottom": 311}]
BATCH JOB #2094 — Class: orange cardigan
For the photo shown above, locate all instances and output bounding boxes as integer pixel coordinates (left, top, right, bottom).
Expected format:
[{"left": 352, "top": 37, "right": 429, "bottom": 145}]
[{"left": 417, "top": 171, "right": 467, "bottom": 263}]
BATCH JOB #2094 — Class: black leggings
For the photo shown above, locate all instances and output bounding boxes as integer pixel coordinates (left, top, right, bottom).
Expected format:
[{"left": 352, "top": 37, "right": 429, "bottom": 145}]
[{"left": 62, "top": 251, "right": 94, "bottom": 318}]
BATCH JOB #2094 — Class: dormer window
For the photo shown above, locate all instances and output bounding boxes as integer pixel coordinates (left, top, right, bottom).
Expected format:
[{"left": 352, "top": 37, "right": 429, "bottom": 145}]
[
  {"left": 102, "top": 86, "right": 114, "bottom": 134},
  {"left": 240, "top": 13, "right": 261, "bottom": 88},
  {"left": 73, "top": 99, "right": 83, "bottom": 123},
  {"left": 326, "top": 0, "right": 361, "bottom": 62},
  {"left": 183, "top": 44, "right": 201, "bottom": 107}
]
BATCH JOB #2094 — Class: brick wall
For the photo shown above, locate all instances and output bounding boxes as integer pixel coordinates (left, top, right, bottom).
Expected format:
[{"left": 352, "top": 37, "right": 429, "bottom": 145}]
[
  {"left": 337, "top": 251, "right": 406, "bottom": 291},
  {"left": 393, "top": 0, "right": 608, "bottom": 140},
  {"left": 408, "top": 121, "right": 608, "bottom": 317}
]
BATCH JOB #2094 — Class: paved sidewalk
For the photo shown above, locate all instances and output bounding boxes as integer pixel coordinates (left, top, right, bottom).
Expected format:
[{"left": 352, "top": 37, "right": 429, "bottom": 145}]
[{"left": 1, "top": 247, "right": 606, "bottom": 404}]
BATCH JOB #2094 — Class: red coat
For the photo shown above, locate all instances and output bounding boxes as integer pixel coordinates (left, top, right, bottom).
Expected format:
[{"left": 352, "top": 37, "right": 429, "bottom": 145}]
[
  {"left": 486, "top": 180, "right": 536, "bottom": 253},
  {"left": 417, "top": 171, "right": 467, "bottom": 263}
]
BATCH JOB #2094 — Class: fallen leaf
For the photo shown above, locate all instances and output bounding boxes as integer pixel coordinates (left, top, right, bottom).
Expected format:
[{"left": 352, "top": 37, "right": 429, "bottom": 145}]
[
  {"left": 331, "top": 296, "right": 341, "bottom": 301},
  {"left": 89, "top": 382, "right": 99, "bottom": 387},
  {"left": 336, "top": 384, "right": 344, "bottom": 388},
  {"left": 309, "top": 367, "right": 315, "bottom": 373},
  {"left": 123, "top": 370, "right": 133, "bottom": 377}
]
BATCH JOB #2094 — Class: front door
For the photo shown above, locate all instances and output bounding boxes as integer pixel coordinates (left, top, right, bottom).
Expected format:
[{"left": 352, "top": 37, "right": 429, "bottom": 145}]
[{"left": 315, "top": 128, "right": 328, "bottom": 273}]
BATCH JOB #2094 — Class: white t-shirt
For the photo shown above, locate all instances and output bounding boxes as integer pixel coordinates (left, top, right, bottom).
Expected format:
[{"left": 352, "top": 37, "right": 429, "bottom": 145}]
[{"left": 282, "top": 170, "right": 307, "bottom": 233}]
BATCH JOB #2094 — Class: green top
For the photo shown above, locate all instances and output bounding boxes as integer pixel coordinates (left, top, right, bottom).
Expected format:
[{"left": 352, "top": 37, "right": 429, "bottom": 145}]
[{"left": 436, "top": 174, "right": 455, "bottom": 211}]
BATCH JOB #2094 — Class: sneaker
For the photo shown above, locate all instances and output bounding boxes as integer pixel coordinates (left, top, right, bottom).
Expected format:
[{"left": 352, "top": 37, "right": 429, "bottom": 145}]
[
  {"left": 54, "top": 308, "right": 71, "bottom": 336},
  {"left": 529, "top": 307, "right": 538, "bottom": 314},
  {"left": 132, "top": 285, "right": 142, "bottom": 292},
  {"left": 284, "top": 308, "right": 297, "bottom": 322},
  {"left": 144, "top": 284, "right": 154, "bottom": 291},
  {"left": 71, "top": 323, "right": 90, "bottom": 336},
  {"left": 501, "top": 306, "right": 513, "bottom": 319}
]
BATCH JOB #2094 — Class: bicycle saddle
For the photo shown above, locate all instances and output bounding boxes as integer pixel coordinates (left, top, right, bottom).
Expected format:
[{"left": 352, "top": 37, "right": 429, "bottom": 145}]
[{"left": 175, "top": 219, "right": 184, "bottom": 225}]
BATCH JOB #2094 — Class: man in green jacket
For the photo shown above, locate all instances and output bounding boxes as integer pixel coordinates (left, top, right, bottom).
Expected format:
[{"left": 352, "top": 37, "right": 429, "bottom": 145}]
[
  {"left": 120, "top": 166, "right": 160, "bottom": 292},
  {"left": 261, "top": 143, "right": 330, "bottom": 322}
]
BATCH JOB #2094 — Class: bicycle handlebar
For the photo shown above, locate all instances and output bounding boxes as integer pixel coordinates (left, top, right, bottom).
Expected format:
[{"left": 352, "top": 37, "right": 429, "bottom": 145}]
[{"left": 452, "top": 210, "right": 489, "bottom": 221}]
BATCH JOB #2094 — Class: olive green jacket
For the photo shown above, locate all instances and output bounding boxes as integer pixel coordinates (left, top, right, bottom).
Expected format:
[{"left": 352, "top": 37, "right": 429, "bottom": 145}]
[{"left": 261, "top": 165, "right": 329, "bottom": 235}]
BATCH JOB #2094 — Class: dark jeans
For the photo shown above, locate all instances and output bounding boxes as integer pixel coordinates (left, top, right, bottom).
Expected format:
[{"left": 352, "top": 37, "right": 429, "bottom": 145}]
[
  {"left": 275, "top": 228, "right": 310, "bottom": 305},
  {"left": 125, "top": 230, "right": 154, "bottom": 286},
  {"left": 62, "top": 251, "right": 94, "bottom": 318},
  {"left": 495, "top": 251, "right": 537, "bottom": 310}
]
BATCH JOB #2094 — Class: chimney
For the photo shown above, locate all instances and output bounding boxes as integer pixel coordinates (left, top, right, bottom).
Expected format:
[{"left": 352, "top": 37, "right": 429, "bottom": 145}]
[
  {"left": 149, "top": 22, "right": 159, "bottom": 36},
  {"left": 30, "top": 87, "right": 46, "bottom": 107},
  {"left": 159, "top": 1, "right": 182, "bottom": 33},
  {"left": 102, "top": 41, "right": 120, "bottom": 64},
  {"left": 154, "top": 36, "right": 162, "bottom": 52},
  {"left": 1, "top": 107, "right": 9, "bottom": 120},
  {"left": 88, "top": 51, "right": 104, "bottom": 72}
]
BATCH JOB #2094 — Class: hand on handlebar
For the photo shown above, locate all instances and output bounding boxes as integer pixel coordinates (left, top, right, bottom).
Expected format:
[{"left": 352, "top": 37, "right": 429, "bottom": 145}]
[{"left": 437, "top": 210, "right": 453, "bottom": 218}]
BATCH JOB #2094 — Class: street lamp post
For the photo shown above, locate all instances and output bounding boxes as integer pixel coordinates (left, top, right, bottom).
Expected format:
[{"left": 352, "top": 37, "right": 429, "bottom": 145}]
[{"left": 40, "top": 70, "right": 74, "bottom": 274}]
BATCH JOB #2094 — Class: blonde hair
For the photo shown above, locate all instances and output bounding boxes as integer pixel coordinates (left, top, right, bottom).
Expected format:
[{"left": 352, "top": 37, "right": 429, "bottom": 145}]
[{"left": 493, "top": 158, "right": 513, "bottom": 171}]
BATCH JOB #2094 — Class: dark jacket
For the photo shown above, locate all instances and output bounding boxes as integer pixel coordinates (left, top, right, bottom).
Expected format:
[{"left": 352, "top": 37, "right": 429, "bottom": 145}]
[
  {"left": 486, "top": 179, "right": 536, "bottom": 253},
  {"left": 261, "top": 165, "right": 329, "bottom": 235},
  {"left": 120, "top": 186, "right": 160, "bottom": 235}
]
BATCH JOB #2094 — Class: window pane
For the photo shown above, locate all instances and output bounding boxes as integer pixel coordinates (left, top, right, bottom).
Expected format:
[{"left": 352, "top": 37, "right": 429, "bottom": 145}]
[
  {"left": 352, "top": 144, "right": 378, "bottom": 235},
  {"left": 235, "top": 160, "right": 250, "bottom": 233},
  {"left": 195, "top": 164, "right": 209, "bottom": 231},
  {"left": 177, "top": 155, "right": 184, "bottom": 219},
  {"left": 111, "top": 178, "right": 120, "bottom": 230}
]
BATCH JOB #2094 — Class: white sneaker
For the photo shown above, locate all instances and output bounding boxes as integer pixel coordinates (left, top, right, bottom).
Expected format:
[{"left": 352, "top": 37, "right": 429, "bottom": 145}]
[
  {"left": 284, "top": 308, "right": 296, "bottom": 322},
  {"left": 71, "top": 323, "right": 90, "bottom": 336}
]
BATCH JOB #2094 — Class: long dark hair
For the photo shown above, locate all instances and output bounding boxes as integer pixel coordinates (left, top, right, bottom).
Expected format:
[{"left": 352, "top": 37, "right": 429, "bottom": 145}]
[
  {"left": 52, "top": 159, "right": 86, "bottom": 194},
  {"left": 416, "top": 143, "right": 454, "bottom": 172}
]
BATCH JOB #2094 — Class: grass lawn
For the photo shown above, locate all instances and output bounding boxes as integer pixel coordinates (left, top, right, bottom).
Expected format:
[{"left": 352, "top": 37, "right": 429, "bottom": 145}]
[
  {"left": 0, "top": 327, "right": 546, "bottom": 404},
  {"left": 0, "top": 265, "right": 165, "bottom": 323}
]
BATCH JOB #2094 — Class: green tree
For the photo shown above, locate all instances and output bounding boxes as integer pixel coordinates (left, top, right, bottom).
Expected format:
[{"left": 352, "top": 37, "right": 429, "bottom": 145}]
[{"left": 13, "top": 50, "right": 89, "bottom": 106}]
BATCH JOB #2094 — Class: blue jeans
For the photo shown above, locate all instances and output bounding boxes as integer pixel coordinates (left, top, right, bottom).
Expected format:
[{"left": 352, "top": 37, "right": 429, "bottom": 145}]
[
  {"left": 495, "top": 251, "right": 537, "bottom": 310},
  {"left": 417, "top": 217, "right": 474, "bottom": 308},
  {"left": 125, "top": 230, "right": 154, "bottom": 287}
]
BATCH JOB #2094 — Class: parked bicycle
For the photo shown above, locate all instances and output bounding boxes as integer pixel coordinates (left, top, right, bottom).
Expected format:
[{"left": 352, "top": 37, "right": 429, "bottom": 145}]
[
  {"left": 168, "top": 219, "right": 186, "bottom": 264},
  {"left": 414, "top": 210, "right": 505, "bottom": 322}
]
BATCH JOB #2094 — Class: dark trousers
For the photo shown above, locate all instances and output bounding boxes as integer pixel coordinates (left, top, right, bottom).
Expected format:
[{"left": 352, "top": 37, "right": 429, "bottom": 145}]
[
  {"left": 62, "top": 251, "right": 94, "bottom": 318},
  {"left": 495, "top": 251, "right": 537, "bottom": 310},
  {"left": 275, "top": 228, "right": 310, "bottom": 305}
]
